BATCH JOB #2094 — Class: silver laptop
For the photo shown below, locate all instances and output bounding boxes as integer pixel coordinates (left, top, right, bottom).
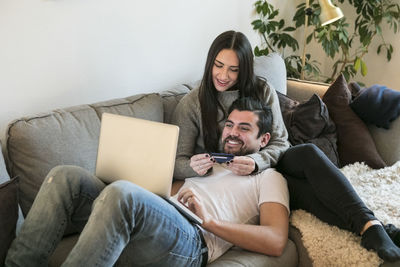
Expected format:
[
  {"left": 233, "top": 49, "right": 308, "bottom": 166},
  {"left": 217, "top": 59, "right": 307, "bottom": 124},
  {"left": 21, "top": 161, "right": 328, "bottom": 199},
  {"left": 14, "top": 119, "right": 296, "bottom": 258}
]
[{"left": 95, "top": 113, "right": 202, "bottom": 224}]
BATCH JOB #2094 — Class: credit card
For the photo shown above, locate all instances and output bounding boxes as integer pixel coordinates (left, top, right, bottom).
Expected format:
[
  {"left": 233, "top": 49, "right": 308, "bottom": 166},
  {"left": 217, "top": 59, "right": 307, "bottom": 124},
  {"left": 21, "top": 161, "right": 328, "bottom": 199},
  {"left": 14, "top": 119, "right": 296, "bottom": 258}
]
[{"left": 210, "top": 153, "right": 234, "bottom": 163}]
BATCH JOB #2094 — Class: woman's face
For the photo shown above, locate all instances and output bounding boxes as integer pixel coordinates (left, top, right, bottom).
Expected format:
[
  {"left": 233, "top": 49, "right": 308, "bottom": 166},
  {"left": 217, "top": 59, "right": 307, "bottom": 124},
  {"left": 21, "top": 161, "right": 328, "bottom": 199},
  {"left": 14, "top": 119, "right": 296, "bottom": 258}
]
[{"left": 212, "top": 49, "right": 239, "bottom": 92}]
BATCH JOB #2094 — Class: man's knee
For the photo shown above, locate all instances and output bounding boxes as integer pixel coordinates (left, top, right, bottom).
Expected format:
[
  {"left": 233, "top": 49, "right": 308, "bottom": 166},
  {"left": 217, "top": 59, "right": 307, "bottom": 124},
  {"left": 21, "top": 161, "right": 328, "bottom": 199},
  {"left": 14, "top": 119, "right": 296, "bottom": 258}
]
[
  {"left": 98, "top": 181, "right": 147, "bottom": 205},
  {"left": 44, "top": 165, "right": 98, "bottom": 194},
  {"left": 49, "top": 165, "right": 88, "bottom": 176}
]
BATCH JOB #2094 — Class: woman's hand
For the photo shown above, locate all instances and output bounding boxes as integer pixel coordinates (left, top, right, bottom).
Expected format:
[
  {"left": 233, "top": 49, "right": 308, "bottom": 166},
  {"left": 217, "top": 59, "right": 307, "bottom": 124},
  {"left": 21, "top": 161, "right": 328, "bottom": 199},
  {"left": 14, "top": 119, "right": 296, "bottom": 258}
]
[
  {"left": 190, "top": 153, "right": 214, "bottom": 176},
  {"left": 226, "top": 156, "right": 256, "bottom": 176},
  {"left": 177, "top": 187, "right": 212, "bottom": 226}
]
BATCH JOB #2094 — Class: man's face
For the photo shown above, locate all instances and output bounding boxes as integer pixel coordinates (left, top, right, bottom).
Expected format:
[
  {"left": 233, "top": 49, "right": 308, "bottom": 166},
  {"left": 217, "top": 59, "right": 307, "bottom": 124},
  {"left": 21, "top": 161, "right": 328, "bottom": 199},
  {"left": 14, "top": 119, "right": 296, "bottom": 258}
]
[{"left": 221, "top": 109, "right": 270, "bottom": 156}]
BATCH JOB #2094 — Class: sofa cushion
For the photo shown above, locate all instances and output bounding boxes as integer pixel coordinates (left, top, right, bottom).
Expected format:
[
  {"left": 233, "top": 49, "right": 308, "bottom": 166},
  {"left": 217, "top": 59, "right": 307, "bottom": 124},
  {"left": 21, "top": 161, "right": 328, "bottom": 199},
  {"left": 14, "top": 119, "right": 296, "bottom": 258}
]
[
  {"left": 322, "top": 74, "right": 386, "bottom": 169},
  {"left": 6, "top": 93, "right": 163, "bottom": 216},
  {"left": 208, "top": 240, "right": 298, "bottom": 267},
  {"left": 254, "top": 53, "right": 287, "bottom": 94},
  {"left": 0, "top": 177, "right": 19, "bottom": 266},
  {"left": 49, "top": 234, "right": 298, "bottom": 267},
  {"left": 368, "top": 116, "right": 400, "bottom": 166},
  {"left": 278, "top": 92, "right": 339, "bottom": 166}
]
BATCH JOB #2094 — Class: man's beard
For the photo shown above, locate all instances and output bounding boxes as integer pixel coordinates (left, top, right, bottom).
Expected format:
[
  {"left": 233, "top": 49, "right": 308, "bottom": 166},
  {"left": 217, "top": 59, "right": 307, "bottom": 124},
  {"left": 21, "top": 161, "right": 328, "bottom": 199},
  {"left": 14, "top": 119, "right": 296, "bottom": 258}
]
[{"left": 222, "top": 136, "right": 249, "bottom": 156}]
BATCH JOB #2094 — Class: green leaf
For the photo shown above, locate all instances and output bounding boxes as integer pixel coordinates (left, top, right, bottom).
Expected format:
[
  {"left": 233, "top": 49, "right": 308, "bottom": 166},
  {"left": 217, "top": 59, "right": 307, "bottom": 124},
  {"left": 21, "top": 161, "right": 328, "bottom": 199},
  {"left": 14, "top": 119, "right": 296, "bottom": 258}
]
[
  {"left": 377, "top": 44, "right": 382, "bottom": 54},
  {"left": 270, "top": 10, "right": 279, "bottom": 19},
  {"left": 360, "top": 60, "right": 368, "bottom": 76},
  {"left": 317, "top": 30, "right": 326, "bottom": 38},
  {"left": 376, "top": 25, "right": 382, "bottom": 35},
  {"left": 354, "top": 57, "right": 361, "bottom": 71},
  {"left": 343, "top": 71, "right": 350, "bottom": 81},
  {"left": 251, "top": 20, "right": 262, "bottom": 30},
  {"left": 279, "top": 19, "right": 285, "bottom": 29},
  {"left": 306, "top": 33, "right": 313, "bottom": 44},
  {"left": 387, "top": 49, "right": 392, "bottom": 61},
  {"left": 283, "top": 26, "right": 296, "bottom": 32},
  {"left": 262, "top": 4, "right": 269, "bottom": 16}
]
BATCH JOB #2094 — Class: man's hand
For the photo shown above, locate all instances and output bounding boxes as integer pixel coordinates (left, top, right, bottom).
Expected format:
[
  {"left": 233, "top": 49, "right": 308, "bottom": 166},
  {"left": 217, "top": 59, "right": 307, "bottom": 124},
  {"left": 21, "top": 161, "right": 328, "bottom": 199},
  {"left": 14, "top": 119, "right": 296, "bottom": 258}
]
[
  {"left": 177, "top": 187, "right": 211, "bottom": 225},
  {"left": 190, "top": 153, "right": 214, "bottom": 176},
  {"left": 226, "top": 156, "right": 256, "bottom": 176}
]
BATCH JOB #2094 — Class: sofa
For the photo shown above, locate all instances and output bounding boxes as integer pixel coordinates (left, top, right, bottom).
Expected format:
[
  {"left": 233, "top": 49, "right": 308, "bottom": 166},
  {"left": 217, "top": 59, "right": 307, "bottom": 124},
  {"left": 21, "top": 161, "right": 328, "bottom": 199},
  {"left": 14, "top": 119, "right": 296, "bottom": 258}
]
[{"left": 1, "top": 53, "right": 399, "bottom": 266}]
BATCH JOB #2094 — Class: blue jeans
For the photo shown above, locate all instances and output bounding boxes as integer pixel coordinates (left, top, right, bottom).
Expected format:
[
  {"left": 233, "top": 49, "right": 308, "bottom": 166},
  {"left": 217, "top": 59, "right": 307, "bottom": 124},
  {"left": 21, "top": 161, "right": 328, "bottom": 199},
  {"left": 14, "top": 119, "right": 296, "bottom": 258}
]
[
  {"left": 277, "top": 144, "right": 376, "bottom": 234},
  {"left": 6, "top": 165, "right": 205, "bottom": 267}
]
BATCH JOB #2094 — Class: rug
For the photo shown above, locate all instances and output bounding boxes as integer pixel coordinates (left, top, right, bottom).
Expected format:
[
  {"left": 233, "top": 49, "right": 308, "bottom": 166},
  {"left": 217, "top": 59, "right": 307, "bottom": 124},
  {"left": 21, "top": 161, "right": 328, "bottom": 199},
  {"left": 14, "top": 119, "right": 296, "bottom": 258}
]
[{"left": 290, "top": 161, "right": 400, "bottom": 267}]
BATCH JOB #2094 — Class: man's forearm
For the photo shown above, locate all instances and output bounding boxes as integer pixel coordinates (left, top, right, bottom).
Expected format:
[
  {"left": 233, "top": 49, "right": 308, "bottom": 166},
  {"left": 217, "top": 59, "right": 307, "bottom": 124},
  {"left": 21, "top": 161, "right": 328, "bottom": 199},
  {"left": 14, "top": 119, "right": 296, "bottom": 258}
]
[{"left": 203, "top": 218, "right": 288, "bottom": 256}]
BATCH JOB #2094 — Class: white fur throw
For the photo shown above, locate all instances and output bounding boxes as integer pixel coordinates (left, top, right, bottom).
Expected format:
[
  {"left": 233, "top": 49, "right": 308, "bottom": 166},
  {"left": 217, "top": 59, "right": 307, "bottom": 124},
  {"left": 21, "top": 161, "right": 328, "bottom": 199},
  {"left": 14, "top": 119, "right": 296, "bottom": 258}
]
[{"left": 290, "top": 161, "right": 400, "bottom": 266}]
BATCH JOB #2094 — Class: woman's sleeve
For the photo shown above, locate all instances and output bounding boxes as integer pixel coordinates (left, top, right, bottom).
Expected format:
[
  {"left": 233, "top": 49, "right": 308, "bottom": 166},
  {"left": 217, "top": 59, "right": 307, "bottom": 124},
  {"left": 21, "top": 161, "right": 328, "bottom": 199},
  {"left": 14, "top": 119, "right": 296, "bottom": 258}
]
[
  {"left": 247, "top": 83, "right": 290, "bottom": 172},
  {"left": 171, "top": 93, "right": 202, "bottom": 180}
]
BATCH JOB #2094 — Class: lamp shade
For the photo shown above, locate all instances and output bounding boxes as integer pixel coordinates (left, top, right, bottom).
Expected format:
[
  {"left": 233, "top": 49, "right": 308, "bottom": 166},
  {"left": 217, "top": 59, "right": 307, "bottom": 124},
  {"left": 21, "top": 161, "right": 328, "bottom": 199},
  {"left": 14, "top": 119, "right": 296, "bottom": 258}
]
[{"left": 319, "top": 0, "right": 344, "bottom": 26}]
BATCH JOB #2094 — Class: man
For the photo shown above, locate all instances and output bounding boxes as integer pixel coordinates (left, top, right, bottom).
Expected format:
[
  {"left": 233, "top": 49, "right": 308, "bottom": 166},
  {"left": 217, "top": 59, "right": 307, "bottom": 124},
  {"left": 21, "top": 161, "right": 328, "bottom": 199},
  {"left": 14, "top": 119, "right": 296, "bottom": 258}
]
[{"left": 6, "top": 97, "right": 289, "bottom": 266}]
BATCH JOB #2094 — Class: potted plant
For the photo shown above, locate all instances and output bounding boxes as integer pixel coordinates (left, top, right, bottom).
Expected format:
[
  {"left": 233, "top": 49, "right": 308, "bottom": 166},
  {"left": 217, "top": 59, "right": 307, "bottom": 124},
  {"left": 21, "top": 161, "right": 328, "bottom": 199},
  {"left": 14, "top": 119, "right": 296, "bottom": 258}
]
[{"left": 252, "top": 0, "right": 400, "bottom": 83}]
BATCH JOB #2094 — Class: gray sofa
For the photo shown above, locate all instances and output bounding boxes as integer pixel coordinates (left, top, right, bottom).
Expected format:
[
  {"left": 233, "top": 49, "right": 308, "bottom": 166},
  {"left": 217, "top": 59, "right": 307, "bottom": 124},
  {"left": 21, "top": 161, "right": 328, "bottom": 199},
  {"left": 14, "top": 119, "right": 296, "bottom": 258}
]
[
  {"left": 1, "top": 53, "right": 399, "bottom": 266},
  {"left": 1, "top": 86, "right": 298, "bottom": 267}
]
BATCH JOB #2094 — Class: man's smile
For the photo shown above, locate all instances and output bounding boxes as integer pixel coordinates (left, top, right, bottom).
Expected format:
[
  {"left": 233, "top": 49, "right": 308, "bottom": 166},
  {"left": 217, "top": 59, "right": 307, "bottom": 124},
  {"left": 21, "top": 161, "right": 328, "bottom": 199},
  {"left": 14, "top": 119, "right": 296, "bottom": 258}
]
[{"left": 224, "top": 136, "right": 243, "bottom": 148}]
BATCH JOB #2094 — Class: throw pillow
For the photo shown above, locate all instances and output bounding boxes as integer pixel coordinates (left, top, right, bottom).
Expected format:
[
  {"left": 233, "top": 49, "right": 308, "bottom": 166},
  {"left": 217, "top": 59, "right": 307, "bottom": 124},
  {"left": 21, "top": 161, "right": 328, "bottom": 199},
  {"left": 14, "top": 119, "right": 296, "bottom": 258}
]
[
  {"left": 322, "top": 74, "right": 386, "bottom": 169},
  {"left": 349, "top": 84, "right": 400, "bottom": 129},
  {"left": 254, "top": 53, "right": 287, "bottom": 94},
  {"left": 0, "top": 177, "right": 19, "bottom": 265},
  {"left": 278, "top": 92, "right": 339, "bottom": 166}
]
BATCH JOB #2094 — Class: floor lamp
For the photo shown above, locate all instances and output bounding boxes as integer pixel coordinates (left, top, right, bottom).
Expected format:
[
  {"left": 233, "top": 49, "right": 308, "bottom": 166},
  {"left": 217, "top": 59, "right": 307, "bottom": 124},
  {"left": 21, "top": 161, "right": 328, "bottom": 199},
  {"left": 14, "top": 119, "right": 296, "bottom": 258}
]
[{"left": 300, "top": 0, "right": 344, "bottom": 80}]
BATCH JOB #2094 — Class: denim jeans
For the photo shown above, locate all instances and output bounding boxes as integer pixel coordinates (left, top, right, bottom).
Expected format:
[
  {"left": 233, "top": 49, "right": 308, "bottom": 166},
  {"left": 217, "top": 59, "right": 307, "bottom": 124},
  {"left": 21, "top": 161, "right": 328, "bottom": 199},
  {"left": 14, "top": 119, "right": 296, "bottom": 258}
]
[
  {"left": 6, "top": 165, "right": 205, "bottom": 267},
  {"left": 277, "top": 144, "right": 376, "bottom": 234}
]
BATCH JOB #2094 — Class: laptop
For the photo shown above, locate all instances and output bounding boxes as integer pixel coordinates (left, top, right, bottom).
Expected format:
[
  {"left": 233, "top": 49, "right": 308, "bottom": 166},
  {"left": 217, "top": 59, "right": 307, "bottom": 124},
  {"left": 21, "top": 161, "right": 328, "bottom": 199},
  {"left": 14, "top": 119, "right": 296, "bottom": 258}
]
[{"left": 95, "top": 112, "right": 202, "bottom": 224}]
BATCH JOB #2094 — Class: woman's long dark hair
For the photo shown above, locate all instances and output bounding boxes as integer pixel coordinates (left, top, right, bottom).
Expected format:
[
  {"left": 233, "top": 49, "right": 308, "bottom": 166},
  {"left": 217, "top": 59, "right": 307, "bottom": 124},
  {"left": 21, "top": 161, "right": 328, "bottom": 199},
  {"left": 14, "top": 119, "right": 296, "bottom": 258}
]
[{"left": 199, "top": 30, "right": 267, "bottom": 152}]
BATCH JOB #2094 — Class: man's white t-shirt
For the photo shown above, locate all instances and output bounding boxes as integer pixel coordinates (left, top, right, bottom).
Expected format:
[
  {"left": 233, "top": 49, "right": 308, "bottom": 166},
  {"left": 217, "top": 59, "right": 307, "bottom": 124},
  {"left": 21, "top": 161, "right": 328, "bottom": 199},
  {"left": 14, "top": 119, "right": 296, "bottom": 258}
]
[{"left": 176, "top": 165, "right": 289, "bottom": 263}]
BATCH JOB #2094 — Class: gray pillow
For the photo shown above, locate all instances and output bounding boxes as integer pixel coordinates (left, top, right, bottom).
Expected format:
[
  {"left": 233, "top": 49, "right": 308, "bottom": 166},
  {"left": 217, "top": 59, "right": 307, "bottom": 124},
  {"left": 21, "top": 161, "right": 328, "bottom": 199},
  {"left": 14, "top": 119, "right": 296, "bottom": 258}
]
[
  {"left": 254, "top": 53, "right": 287, "bottom": 94},
  {"left": 0, "top": 177, "right": 19, "bottom": 265},
  {"left": 7, "top": 106, "right": 101, "bottom": 216}
]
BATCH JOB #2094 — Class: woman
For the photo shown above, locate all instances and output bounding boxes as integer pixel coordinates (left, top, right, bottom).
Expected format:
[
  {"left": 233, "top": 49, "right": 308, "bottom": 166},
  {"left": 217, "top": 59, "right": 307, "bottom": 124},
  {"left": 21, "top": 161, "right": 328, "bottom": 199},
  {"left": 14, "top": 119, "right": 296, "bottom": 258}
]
[
  {"left": 172, "top": 30, "right": 400, "bottom": 262},
  {"left": 173, "top": 31, "right": 289, "bottom": 180}
]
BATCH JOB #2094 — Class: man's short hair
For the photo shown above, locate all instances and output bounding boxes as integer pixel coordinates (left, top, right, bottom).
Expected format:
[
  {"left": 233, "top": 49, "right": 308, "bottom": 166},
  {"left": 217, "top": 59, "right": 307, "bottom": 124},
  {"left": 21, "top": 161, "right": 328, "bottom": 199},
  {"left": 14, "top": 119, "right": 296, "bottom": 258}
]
[{"left": 228, "top": 97, "right": 273, "bottom": 138}]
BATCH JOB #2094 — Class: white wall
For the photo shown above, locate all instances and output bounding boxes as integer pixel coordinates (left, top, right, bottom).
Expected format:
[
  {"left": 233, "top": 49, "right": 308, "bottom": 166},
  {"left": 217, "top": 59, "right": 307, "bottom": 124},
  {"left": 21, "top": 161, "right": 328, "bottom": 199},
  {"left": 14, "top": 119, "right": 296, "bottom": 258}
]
[
  {"left": 0, "top": 0, "right": 258, "bottom": 142},
  {"left": 315, "top": 1, "right": 400, "bottom": 88},
  {"left": 1, "top": 0, "right": 399, "bottom": 144}
]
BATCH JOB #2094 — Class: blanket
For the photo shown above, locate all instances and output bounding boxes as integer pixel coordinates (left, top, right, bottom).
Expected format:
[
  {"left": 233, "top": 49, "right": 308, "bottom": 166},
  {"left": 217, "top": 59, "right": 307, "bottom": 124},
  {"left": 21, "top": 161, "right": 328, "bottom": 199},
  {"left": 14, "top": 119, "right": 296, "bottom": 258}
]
[{"left": 290, "top": 161, "right": 400, "bottom": 266}]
